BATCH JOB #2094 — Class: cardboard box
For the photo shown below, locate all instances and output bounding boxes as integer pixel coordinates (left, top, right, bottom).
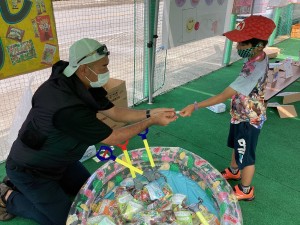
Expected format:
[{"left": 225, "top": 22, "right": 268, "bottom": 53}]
[
  {"left": 264, "top": 47, "right": 280, "bottom": 59},
  {"left": 97, "top": 96, "right": 128, "bottom": 129},
  {"left": 97, "top": 78, "right": 128, "bottom": 129},
  {"left": 291, "top": 24, "right": 300, "bottom": 38},
  {"left": 277, "top": 105, "right": 298, "bottom": 118},
  {"left": 278, "top": 92, "right": 300, "bottom": 104},
  {"left": 267, "top": 102, "right": 298, "bottom": 118},
  {"left": 104, "top": 78, "right": 127, "bottom": 103}
]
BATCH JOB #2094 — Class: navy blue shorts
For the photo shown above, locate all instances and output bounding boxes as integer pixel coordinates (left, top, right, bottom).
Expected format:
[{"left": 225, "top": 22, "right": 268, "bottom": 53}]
[{"left": 227, "top": 122, "right": 261, "bottom": 169}]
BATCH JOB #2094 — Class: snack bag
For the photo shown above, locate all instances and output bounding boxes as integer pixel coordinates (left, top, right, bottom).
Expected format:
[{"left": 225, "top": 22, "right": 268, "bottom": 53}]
[
  {"left": 144, "top": 180, "right": 165, "bottom": 200},
  {"left": 122, "top": 199, "right": 144, "bottom": 221},
  {"left": 174, "top": 210, "right": 193, "bottom": 225},
  {"left": 133, "top": 189, "right": 151, "bottom": 204},
  {"left": 120, "top": 177, "right": 135, "bottom": 187},
  {"left": 114, "top": 186, "right": 128, "bottom": 196},
  {"left": 131, "top": 209, "right": 160, "bottom": 224},
  {"left": 132, "top": 210, "right": 177, "bottom": 224},
  {"left": 171, "top": 193, "right": 187, "bottom": 211},
  {"left": 116, "top": 191, "right": 134, "bottom": 214},
  {"left": 147, "top": 198, "right": 172, "bottom": 212},
  {"left": 87, "top": 215, "right": 116, "bottom": 225},
  {"left": 144, "top": 178, "right": 173, "bottom": 201},
  {"left": 91, "top": 199, "right": 117, "bottom": 216}
]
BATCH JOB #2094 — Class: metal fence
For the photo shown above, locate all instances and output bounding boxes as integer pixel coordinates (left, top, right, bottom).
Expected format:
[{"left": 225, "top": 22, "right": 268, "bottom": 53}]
[{"left": 0, "top": 0, "right": 297, "bottom": 161}]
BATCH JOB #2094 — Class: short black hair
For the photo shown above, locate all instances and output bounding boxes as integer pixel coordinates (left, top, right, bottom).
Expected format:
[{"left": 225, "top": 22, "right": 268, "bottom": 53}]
[{"left": 241, "top": 38, "right": 268, "bottom": 47}]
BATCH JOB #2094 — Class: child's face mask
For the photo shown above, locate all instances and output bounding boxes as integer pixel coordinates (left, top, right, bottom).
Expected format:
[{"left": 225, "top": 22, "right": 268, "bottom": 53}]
[{"left": 237, "top": 47, "right": 254, "bottom": 58}]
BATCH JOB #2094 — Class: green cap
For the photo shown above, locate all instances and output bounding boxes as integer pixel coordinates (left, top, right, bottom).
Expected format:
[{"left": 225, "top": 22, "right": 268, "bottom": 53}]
[{"left": 63, "top": 38, "right": 106, "bottom": 77}]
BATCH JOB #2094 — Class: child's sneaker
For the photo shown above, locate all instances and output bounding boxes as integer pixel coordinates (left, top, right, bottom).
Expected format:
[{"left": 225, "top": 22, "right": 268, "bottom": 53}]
[
  {"left": 221, "top": 168, "right": 241, "bottom": 180},
  {"left": 233, "top": 184, "right": 255, "bottom": 201}
]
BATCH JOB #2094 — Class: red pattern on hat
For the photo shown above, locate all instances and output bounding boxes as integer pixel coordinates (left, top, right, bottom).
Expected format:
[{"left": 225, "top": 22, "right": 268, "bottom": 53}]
[{"left": 223, "top": 15, "right": 276, "bottom": 42}]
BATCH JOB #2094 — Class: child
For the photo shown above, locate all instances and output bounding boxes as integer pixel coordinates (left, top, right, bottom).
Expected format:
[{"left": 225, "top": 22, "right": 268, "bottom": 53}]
[{"left": 180, "top": 15, "right": 276, "bottom": 201}]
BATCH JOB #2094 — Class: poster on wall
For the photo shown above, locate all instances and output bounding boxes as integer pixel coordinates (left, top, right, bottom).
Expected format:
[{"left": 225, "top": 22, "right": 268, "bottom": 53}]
[
  {"left": 268, "top": 0, "right": 290, "bottom": 7},
  {"left": 162, "top": 0, "right": 231, "bottom": 49},
  {"left": 232, "top": 0, "right": 254, "bottom": 14},
  {"left": 0, "top": 0, "right": 60, "bottom": 80},
  {"left": 232, "top": 0, "right": 270, "bottom": 15}
]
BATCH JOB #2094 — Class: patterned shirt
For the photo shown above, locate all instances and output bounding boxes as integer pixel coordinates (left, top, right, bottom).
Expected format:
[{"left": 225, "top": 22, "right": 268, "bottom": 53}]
[{"left": 229, "top": 54, "right": 269, "bottom": 129}]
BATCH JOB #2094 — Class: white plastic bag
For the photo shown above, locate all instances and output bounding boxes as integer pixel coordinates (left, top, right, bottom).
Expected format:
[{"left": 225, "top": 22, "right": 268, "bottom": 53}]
[{"left": 6, "top": 76, "right": 34, "bottom": 148}]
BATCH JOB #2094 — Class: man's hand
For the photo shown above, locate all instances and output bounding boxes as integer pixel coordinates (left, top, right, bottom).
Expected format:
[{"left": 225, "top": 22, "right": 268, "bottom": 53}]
[
  {"left": 101, "top": 108, "right": 177, "bottom": 146},
  {"left": 150, "top": 110, "right": 177, "bottom": 126},
  {"left": 150, "top": 107, "right": 175, "bottom": 116}
]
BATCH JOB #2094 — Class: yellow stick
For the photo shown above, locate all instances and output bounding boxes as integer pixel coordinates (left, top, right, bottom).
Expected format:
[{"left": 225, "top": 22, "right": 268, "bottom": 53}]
[
  {"left": 123, "top": 150, "right": 136, "bottom": 178},
  {"left": 143, "top": 139, "right": 155, "bottom": 167},
  {"left": 195, "top": 211, "right": 209, "bottom": 225},
  {"left": 115, "top": 158, "right": 143, "bottom": 175}
]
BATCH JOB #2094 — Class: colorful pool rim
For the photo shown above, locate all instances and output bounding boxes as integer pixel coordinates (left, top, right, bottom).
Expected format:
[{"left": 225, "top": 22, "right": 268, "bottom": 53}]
[{"left": 67, "top": 146, "right": 243, "bottom": 225}]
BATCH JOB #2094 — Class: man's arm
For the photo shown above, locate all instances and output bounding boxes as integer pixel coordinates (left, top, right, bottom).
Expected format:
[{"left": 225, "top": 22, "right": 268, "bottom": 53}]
[
  {"left": 99, "top": 106, "right": 175, "bottom": 123},
  {"left": 54, "top": 105, "right": 177, "bottom": 146},
  {"left": 100, "top": 110, "right": 177, "bottom": 145}
]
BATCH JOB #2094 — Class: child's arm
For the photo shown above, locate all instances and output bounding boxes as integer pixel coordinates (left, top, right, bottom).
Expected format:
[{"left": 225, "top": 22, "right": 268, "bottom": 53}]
[{"left": 179, "top": 87, "right": 237, "bottom": 117}]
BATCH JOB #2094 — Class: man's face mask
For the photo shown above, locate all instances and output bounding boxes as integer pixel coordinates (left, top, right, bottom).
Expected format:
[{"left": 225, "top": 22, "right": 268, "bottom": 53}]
[
  {"left": 86, "top": 67, "right": 110, "bottom": 88},
  {"left": 237, "top": 47, "right": 254, "bottom": 58}
]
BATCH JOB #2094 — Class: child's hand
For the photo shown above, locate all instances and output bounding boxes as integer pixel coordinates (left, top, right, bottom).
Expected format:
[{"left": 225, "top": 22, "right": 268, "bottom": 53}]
[{"left": 179, "top": 104, "right": 194, "bottom": 117}]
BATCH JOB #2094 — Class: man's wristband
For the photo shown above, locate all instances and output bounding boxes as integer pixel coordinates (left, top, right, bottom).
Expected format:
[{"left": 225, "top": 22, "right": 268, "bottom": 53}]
[
  {"left": 194, "top": 101, "right": 199, "bottom": 111},
  {"left": 146, "top": 109, "right": 151, "bottom": 118}
]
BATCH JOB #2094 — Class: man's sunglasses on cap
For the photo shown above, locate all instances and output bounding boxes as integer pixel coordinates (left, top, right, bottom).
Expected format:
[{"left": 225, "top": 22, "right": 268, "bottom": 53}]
[{"left": 77, "top": 45, "right": 110, "bottom": 64}]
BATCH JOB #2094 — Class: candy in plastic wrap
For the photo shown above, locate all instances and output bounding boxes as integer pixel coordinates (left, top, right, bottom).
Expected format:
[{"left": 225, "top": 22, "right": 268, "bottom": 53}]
[
  {"left": 171, "top": 193, "right": 187, "bottom": 211},
  {"left": 131, "top": 209, "right": 177, "bottom": 224},
  {"left": 203, "top": 212, "right": 220, "bottom": 225},
  {"left": 116, "top": 191, "right": 134, "bottom": 213},
  {"left": 161, "top": 182, "right": 173, "bottom": 200},
  {"left": 112, "top": 214, "right": 126, "bottom": 225},
  {"left": 87, "top": 215, "right": 116, "bottom": 225},
  {"left": 91, "top": 199, "right": 117, "bottom": 217},
  {"left": 174, "top": 210, "right": 193, "bottom": 225},
  {"left": 120, "top": 177, "right": 135, "bottom": 188},
  {"left": 131, "top": 210, "right": 160, "bottom": 224},
  {"left": 144, "top": 178, "right": 173, "bottom": 201},
  {"left": 147, "top": 197, "right": 172, "bottom": 212},
  {"left": 122, "top": 199, "right": 144, "bottom": 221},
  {"left": 161, "top": 210, "right": 177, "bottom": 223},
  {"left": 133, "top": 189, "right": 151, "bottom": 204},
  {"left": 114, "top": 186, "right": 128, "bottom": 196},
  {"left": 144, "top": 180, "right": 165, "bottom": 200}
]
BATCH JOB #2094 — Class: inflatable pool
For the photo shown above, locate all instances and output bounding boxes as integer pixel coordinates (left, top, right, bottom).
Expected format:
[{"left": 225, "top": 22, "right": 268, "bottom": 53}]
[{"left": 67, "top": 147, "right": 243, "bottom": 225}]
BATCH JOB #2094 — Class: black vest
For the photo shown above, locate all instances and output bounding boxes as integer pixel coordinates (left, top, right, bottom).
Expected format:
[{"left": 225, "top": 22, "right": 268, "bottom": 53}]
[{"left": 7, "top": 61, "right": 111, "bottom": 179}]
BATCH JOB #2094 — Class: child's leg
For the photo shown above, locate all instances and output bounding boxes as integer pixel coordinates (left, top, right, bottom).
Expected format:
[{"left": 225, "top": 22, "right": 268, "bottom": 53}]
[
  {"left": 221, "top": 125, "right": 241, "bottom": 180},
  {"left": 221, "top": 150, "right": 241, "bottom": 180},
  {"left": 231, "top": 123, "right": 260, "bottom": 201},
  {"left": 240, "top": 165, "right": 255, "bottom": 186},
  {"left": 230, "top": 150, "right": 238, "bottom": 168}
]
